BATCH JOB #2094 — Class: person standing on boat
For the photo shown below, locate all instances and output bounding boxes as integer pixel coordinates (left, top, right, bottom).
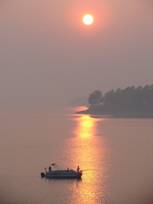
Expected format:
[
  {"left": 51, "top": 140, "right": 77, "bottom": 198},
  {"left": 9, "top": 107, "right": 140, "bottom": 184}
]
[
  {"left": 77, "top": 165, "right": 80, "bottom": 172},
  {"left": 48, "top": 166, "right": 52, "bottom": 172}
]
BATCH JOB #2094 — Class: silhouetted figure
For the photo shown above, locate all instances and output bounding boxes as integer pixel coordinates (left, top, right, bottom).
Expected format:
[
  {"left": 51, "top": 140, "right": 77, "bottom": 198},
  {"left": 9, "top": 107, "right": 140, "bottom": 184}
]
[
  {"left": 77, "top": 165, "right": 80, "bottom": 172},
  {"left": 49, "top": 166, "right": 52, "bottom": 172}
]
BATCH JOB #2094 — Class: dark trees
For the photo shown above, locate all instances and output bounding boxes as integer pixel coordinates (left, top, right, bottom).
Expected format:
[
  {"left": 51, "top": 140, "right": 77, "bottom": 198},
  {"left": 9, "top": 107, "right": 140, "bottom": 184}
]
[
  {"left": 88, "top": 90, "right": 103, "bottom": 105},
  {"left": 87, "top": 85, "right": 153, "bottom": 117}
]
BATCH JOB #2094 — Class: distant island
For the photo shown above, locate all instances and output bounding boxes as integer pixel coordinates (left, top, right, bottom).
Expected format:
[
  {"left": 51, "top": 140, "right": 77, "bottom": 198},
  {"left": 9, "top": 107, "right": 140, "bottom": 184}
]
[{"left": 77, "top": 84, "right": 153, "bottom": 118}]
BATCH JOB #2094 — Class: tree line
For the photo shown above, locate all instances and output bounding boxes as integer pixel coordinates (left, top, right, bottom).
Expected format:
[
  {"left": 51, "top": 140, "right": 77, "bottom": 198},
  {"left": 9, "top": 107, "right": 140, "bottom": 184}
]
[{"left": 83, "top": 84, "right": 153, "bottom": 117}]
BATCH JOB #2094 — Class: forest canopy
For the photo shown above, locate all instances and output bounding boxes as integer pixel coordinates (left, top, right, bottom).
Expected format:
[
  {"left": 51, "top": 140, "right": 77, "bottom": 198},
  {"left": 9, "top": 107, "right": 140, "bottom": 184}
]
[{"left": 79, "top": 85, "right": 153, "bottom": 117}]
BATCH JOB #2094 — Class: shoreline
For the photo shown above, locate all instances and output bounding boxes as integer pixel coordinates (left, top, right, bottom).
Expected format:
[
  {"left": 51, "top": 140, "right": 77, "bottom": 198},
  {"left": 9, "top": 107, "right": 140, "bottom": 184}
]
[{"left": 76, "top": 110, "right": 153, "bottom": 119}]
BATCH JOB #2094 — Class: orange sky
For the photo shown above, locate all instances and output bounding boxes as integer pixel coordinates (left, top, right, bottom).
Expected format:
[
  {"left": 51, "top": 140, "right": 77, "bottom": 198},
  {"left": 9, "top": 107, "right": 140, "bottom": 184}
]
[{"left": 0, "top": 0, "right": 153, "bottom": 109}]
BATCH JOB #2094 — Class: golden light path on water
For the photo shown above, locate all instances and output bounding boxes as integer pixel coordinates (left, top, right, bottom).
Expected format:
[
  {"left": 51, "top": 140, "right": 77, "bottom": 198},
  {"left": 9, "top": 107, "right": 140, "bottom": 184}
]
[
  {"left": 68, "top": 113, "right": 106, "bottom": 204},
  {"left": 77, "top": 115, "right": 96, "bottom": 139}
]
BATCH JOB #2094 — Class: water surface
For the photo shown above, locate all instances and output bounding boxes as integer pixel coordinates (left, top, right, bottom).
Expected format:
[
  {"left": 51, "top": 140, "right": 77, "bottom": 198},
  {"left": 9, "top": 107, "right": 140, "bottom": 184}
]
[{"left": 0, "top": 110, "right": 153, "bottom": 204}]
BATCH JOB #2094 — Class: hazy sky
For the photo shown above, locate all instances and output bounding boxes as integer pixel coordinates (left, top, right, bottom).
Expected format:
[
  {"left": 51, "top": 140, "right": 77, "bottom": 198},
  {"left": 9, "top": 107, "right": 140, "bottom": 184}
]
[{"left": 0, "top": 0, "right": 153, "bottom": 109}]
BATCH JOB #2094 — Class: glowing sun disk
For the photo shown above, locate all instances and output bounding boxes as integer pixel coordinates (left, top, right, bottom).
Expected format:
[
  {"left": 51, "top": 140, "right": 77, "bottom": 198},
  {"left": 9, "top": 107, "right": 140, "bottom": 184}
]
[{"left": 82, "top": 14, "right": 94, "bottom": 26}]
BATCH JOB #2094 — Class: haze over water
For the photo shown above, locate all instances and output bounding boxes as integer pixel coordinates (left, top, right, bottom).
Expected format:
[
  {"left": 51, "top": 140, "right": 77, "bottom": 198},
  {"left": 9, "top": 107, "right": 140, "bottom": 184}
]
[
  {"left": 0, "top": 109, "right": 153, "bottom": 204},
  {"left": 0, "top": 0, "right": 153, "bottom": 107},
  {"left": 0, "top": 1, "right": 153, "bottom": 203}
]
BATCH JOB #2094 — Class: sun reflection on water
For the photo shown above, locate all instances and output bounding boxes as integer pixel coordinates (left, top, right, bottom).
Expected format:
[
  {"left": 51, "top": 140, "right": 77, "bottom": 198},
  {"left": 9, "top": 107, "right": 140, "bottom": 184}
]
[
  {"left": 76, "top": 115, "right": 96, "bottom": 139},
  {"left": 69, "top": 114, "right": 106, "bottom": 204}
]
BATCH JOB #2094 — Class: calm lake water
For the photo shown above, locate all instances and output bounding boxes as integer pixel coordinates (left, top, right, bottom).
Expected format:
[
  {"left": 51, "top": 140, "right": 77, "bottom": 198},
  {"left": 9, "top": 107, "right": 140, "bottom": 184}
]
[{"left": 0, "top": 109, "right": 153, "bottom": 204}]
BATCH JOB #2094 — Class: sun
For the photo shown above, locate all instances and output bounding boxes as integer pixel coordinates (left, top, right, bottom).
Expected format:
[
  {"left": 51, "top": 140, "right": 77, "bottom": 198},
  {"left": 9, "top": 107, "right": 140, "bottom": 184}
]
[{"left": 82, "top": 14, "right": 94, "bottom": 26}]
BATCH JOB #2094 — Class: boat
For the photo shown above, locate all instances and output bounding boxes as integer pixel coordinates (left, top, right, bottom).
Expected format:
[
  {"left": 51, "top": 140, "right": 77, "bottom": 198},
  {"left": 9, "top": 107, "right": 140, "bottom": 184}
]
[{"left": 40, "top": 165, "right": 82, "bottom": 179}]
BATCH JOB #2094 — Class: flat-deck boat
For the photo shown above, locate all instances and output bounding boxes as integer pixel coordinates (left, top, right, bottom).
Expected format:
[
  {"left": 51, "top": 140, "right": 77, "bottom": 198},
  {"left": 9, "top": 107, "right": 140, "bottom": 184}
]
[{"left": 41, "top": 165, "right": 82, "bottom": 179}]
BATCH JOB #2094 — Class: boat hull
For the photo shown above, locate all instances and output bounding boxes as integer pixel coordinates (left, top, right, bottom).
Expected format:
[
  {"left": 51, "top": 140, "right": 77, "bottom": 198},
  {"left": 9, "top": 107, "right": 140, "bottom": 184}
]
[{"left": 41, "top": 170, "right": 82, "bottom": 180}]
